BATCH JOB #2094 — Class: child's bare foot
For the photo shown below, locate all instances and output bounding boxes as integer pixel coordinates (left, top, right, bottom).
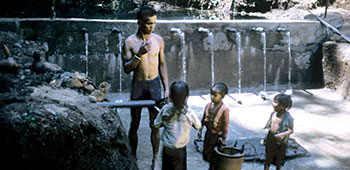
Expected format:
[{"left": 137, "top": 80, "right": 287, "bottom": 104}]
[
  {"left": 151, "top": 159, "right": 159, "bottom": 170},
  {"left": 260, "top": 138, "right": 266, "bottom": 146}
]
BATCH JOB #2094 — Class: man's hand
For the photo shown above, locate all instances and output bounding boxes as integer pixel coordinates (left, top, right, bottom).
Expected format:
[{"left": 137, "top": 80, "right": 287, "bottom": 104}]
[
  {"left": 137, "top": 41, "right": 151, "bottom": 57},
  {"left": 164, "top": 90, "right": 169, "bottom": 99},
  {"left": 218, "top": 137, "right": 226, "bottom": 146}
]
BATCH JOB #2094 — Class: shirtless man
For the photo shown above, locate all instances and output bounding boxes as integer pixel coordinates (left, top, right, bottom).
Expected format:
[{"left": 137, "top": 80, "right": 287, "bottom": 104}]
[
  {"left": 264, "top": 94, "right": 294, "bottom": 170},
  {"left": 123, "top": 6, "right": 169, "bottom": 170}
]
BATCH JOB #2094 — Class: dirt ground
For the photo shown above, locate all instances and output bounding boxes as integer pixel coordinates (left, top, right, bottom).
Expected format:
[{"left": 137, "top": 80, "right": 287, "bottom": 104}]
[{"left": 106, "top": 87, "right": 350, "bottom": 170}]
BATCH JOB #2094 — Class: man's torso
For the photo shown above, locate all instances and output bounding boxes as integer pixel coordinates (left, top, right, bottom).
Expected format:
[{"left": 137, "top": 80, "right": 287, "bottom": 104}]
[{"left": 128, "top": 33, "right": 161, "bottom": 80}]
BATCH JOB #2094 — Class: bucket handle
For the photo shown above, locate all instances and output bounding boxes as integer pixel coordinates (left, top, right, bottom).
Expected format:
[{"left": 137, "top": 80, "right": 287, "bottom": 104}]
[
  {"left": 241, "top": 142, "right": 257, "bottom": 157},
  {"left": 241, "top": 142, "right": 258, "bottom": 170}
]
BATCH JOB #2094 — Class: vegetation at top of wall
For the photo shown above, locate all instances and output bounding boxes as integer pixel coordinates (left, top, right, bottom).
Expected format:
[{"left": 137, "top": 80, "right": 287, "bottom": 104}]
[{"left": 0, "top": 0, "right": 347, "bottom": 19}]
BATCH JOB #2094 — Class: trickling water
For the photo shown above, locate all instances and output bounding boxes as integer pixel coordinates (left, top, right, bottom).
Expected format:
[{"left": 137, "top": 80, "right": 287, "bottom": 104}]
[
  {"left": 110, "top": 27, "right": 123, "bottom": 92},
  {"left": 118, "top": 32, "right": 123, "bottom": 92},
  {"left": 51, "top": 0, "right": 56, "bottom": 20},
  {"left": 108, "top": 54, "right": 116, "bottom": 76},
  {"left": 170, "top": 28, "right": 186, "bottom": 82},
  {"left": 208, "top": 32, "right": 214, "bottom": 86},
  {"left": 286, "top": 31, "right": 292, "bottom": 89},
  {"left": 277, "top": 27, "right": 293, "bottom": 93},
  {"left": 235, "top": 31, "right": 242, "bottom": 94},
  {"left": 58, "top": 54, "right": 64, "bottom": 68},
  {"left": 226, "top": 28, "right": 242, "bottom": 94},
  {"left": 262, "top": 31, "right": 266, "bottom": 92},
  {"left": 226, "top": 28, "right": 243, "bottom": 104},
  {"left": 251, "top": 27, "right": 267, "bottom": 99},
  {"left": 198, "top": 27, "right": 214, "bottom": 86},
  {"left": 84, "top": 32, "right": 89, "bottom": 76}
]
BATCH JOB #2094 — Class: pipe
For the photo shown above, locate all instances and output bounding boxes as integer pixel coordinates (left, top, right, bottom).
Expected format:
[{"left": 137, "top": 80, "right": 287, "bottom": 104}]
[
  {"left": 251, "top": 27, "right": 264, "bottom": 33},
  {"left": 97, "top": 100, "right": 155, "bottom": 108},
  {"left": 226, "top": 28, "right": 238, "bottom": 33},
  {"left": 81, "top": 27, "right": 88, "bottom": 34},
  {"left": 198, "top": 27, "right": 211, "bottom": 33},
  {"left": 276, "top": 27, "right": 289, "bottom": 33},
  {"left": 170, "top": 27, "right": 183, "bottom": 34},
  {"left": 111, "top": 27, "right": 121, "bottom": 34}
]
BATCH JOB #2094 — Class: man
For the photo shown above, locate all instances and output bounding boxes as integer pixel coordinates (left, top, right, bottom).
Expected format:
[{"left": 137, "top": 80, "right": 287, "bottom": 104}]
[{"left": 123, "top": 6, "right": 169, "bottom": 170}]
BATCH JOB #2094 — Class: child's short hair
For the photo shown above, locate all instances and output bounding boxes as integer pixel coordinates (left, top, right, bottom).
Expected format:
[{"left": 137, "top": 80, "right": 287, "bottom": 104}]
[
  {"left": 137, "top": 6, "right": 157, "bottom": 20},
  {"left": 170, "top": 81, "right": 189, "bottom": 108},
  {"left": 274, "top": 93, "right": 292, "bottom": 110},
  {"left": 211, "top": 82, "right": 228, "bottom": 97}
]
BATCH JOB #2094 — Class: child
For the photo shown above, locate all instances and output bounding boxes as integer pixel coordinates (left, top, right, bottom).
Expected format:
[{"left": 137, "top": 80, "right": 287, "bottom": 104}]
[
  {"left": 264, "top": 93, "right": 294, "bottom": 170},
  {"left": 154, "top": 81, "right": 201, "bottom": 170},
  {"left": 198, "top": 82, "right": 230, "bottom": 170}
]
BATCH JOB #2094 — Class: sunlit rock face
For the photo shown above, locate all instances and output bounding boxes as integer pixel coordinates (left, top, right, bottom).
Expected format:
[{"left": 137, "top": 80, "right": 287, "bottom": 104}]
[{"left": 322, "top": 41, "right": 350, "bottom": 101}]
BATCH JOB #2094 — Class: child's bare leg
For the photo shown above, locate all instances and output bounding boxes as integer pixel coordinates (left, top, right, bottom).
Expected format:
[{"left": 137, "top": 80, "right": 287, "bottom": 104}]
[
  {"left": 150, "top": 127, "right": 160, "bottom": 160},
  {"left": 209, "top": 162, "right": 214, "bottom": 170},
  {"left": 264, "top": 163, "right": 270, "bottom": 170},
  {"left": 276, "top": 165, "right": 282, "bottom": 170}
]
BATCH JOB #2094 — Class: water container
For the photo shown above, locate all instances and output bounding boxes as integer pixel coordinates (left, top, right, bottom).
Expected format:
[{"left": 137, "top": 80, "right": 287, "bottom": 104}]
[{"left": 213, "top": 146, "right": 244, "bottom": 170}]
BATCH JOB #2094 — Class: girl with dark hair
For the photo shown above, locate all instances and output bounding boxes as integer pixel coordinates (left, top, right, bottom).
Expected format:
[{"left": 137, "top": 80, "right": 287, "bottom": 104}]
[{"left": 154, "top": 81, "right": 201, "bottom": 170}]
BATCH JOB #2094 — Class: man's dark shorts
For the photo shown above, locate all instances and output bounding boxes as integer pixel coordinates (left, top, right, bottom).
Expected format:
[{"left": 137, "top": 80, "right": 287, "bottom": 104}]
[{"left": 131, "top": 76, "right": 162, "bottom": 103}]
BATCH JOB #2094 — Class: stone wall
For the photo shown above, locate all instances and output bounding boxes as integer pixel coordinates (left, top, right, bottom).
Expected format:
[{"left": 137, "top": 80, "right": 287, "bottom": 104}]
[
  {"left": 322, "top": 41, "right": 350, "bottom": 100},
  {"left": 0, "top": 18, "right": 326, "bottom": 92}
]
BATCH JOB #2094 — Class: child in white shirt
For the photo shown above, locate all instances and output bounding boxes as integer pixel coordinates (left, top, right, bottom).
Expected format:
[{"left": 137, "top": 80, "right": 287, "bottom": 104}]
[{"left": 154, "top": 81, "right": 201, "bottom": 170}]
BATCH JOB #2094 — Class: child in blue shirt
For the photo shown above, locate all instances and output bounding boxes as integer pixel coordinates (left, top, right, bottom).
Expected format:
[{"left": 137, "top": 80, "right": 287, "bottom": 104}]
[{"left": 264, "top": 93, "right": 294, "bottom": 170}]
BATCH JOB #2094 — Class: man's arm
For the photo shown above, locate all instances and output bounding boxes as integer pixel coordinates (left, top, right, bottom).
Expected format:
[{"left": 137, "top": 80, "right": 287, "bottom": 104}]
[
  {"left": 158, "top": 37, "right": 169, "bottom": 98},
  {"left": 123, "top": 38, "right": 141, "bottom": 74},
  {"left": 189, "top": 110, "right": 202, "bottom": 130},
  {"left": 221, "top": 109, "right": 230, "bottom": 145},
  {"left": 197, "top": 104, "right": 209, "bottom": 140}
]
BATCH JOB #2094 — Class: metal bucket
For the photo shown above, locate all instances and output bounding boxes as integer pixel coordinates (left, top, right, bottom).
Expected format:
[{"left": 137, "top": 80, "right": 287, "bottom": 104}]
[{"left": 213, "top": 146, "right": 244, "bottom": 170}]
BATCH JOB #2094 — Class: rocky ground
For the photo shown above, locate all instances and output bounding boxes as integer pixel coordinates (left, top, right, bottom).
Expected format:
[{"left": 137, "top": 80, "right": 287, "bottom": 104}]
[
  {"left": 107, "top": 88, "right": 350, "bottom": 170},
  {"left": 106, "top": 3, "right": 350, "bottom": 170}
]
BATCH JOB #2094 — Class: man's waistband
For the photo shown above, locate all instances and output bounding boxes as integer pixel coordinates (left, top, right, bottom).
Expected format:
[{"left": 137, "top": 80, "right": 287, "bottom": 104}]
[{"left": 133, "top": 75, "right": 160, "bottom": 82}]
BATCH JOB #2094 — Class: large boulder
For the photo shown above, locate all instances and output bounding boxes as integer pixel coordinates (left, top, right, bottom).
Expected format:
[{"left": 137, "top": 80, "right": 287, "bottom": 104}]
[
  {"left": 0, "top": 31, "right": 137, "bottom": 170},
  {"left": 0, "top": 85, "right": 137, "bottom": 170}
]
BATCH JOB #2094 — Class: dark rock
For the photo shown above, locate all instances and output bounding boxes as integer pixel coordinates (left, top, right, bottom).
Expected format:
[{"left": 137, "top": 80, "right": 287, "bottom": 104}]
[
  {"left": 0, "top": 44, "right": 18, "bottom": 74},
  {"left": 31, "top": 51, "right": 46, "bottom": 73},
  {"left": 0, "top": 31, "right": 138, "bottom": 169},
  {"left": 0, "top": 86, "right": 138, "bottom": 170},
  {"left": 0, "top": 58, "right": 18, "bottom": 74}
]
